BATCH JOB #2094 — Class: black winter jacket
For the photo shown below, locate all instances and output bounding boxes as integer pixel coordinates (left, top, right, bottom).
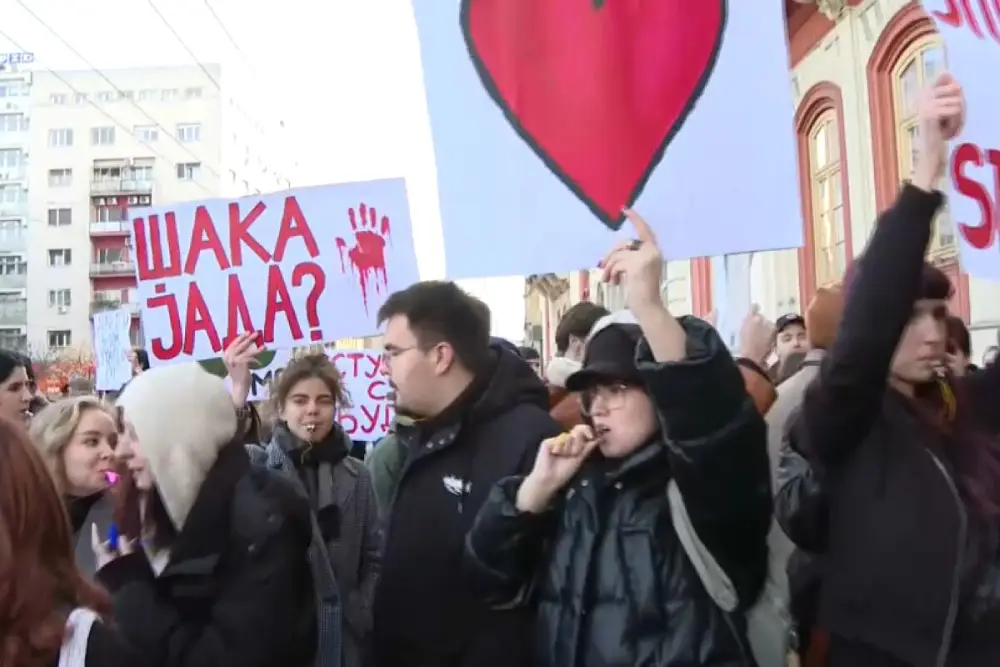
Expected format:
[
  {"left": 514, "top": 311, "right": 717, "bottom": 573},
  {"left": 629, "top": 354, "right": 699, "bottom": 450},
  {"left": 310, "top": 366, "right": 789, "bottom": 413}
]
[
  {"left": 775, "top": 184, "right": 1000, "bottom": 667},
  {"left": 94, "top": 442, "right": 317, "bottom": 667},
  {"left": 465, "top": 318, "right": 771, "bottom": 667},
  {"left": 372, "top": 344, "right": 563, "bottom": 667}
]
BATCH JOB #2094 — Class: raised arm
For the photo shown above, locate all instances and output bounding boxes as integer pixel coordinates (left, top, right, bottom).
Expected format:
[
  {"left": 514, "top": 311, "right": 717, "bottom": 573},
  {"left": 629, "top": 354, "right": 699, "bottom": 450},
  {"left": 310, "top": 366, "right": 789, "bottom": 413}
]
[
  {"left": 637, "top": 316, "right": 771, "bottom": 601},
  {"left": 800, "top": 184, "right": 941, "bottom": 466}
]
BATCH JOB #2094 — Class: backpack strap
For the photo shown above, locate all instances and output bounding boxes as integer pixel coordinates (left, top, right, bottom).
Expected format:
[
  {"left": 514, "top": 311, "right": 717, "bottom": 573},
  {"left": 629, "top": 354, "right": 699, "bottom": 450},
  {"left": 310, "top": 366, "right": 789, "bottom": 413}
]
[
  {"left": 667, "top": 480, "right": 739, "bottom": 612},
  {"left": 58, "top": 608, "right": 99, "bottom": 667}
]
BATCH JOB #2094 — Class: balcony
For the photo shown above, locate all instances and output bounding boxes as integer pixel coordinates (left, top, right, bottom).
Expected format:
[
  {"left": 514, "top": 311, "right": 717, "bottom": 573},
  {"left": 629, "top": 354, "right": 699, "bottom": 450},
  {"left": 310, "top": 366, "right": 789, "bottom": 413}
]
[
  {"left": 0, "top": 272, "right": 26, "bottom": 290},
  {"left": 89, "top": 220, "right": 130, "bottom": 236},
  {"left": 0, "top": 130, "right": 28, "bottom": 148},
  {"left": 0, "top": 234, "right": 26, "bottom": 253},
  {"left": 0, "top": 97, "right": 28, "bottom": 114},
  {"left": 90, "top": 299, "right": 140, "bottom": 317},
  {"left": 90, "top": 260, "right": 135, "bottom": 278},
  {"left": 0, "top": 201, "right": 26, "bottom": 218},
  {"left": 0, "top": 299, "right": 26, "bottom": 326},
  {"left": 0, "top": 167, "right": 26, "bottom": 183},
  {"left": 90, "top": 178, "right": 153, "bottom": 196}
]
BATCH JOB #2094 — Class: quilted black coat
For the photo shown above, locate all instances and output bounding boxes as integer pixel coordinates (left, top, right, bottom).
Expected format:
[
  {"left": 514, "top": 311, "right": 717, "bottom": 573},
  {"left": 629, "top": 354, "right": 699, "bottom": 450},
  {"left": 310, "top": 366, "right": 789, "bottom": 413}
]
[{"left": 464, "top": 318, "right": 772, "bottom": 667}]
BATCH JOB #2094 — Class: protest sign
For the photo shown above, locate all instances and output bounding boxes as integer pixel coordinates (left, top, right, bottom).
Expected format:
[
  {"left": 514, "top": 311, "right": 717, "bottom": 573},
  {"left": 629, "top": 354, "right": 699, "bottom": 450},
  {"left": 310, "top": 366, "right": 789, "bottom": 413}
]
[
  {"left": 411, "top": 0, "right": 802, "bottom": 278},
  {"left": 924, "top": 1, "right": 1000, "bottom": 280},
  {"left": 92, "top": 307, "right": 133, "bottom": 391},
  {"left": 130, "top": 179, "right": 419, "bottom": 366}
]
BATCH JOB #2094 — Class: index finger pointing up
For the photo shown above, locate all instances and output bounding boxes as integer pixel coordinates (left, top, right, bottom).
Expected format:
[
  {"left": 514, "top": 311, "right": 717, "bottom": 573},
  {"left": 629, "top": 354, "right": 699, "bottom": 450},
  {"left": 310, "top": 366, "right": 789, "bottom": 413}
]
[{"left": 622, "top": 207, "right": 658, "bottom": 246}]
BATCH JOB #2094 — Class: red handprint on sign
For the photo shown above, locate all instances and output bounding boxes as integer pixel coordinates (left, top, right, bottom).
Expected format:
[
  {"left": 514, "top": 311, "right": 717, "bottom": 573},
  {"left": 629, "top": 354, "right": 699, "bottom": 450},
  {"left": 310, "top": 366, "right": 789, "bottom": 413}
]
[{"left": 336, "top": 203, "right": 392, "bottom": 314}]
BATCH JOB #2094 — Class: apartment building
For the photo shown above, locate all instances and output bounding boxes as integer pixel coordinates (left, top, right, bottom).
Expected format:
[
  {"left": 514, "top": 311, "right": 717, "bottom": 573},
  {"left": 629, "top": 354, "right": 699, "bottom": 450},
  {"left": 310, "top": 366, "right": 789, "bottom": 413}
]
[{"left": 0, "top": 58, "right": 296, "bottom": 355}]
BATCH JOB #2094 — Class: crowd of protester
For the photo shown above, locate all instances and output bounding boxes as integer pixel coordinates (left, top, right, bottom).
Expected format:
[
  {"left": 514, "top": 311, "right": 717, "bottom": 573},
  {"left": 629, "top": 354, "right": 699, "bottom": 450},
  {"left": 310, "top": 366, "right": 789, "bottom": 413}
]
[{"left": 1, "top": 74, "right": 999, "bottom": 667}]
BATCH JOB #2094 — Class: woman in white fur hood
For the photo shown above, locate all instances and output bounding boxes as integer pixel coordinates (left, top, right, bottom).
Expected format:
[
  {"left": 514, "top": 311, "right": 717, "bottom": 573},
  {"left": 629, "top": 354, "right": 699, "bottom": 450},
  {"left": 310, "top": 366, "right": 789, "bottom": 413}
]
[{"left": 91, "top": 362, "right": 318, "bottom": 667}]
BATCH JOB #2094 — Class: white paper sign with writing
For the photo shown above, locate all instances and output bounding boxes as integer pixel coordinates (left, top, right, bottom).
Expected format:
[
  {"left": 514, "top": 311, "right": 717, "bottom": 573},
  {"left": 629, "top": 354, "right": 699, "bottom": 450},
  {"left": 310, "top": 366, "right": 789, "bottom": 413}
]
[
  {"left": 239, "top": 349, "right": 393, "bottom": 442},
  {"left": 922, "top": 1, "right": 1000, "bottom": 280},
  {"left": 93, "top": 307, "right": 133, "bottom": 391}
]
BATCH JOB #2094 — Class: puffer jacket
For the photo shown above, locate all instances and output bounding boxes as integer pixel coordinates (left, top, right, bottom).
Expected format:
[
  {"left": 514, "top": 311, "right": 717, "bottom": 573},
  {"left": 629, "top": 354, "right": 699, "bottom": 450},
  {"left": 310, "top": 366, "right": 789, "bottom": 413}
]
[{"left": 464, "top": 317, "right": 772, "bottom": 667}]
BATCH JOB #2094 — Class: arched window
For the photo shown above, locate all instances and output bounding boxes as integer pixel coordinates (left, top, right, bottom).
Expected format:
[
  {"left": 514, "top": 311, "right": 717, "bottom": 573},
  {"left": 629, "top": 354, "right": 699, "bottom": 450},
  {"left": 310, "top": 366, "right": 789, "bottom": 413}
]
[
  {"left": 892, "top": 38, "right": 954, "bottom": 255},
  {"left": 809, "top": 111, "right": 846, "bottom": 286},
  {"left": 794, "top": 82, "right": 852, "bottom": 304}
]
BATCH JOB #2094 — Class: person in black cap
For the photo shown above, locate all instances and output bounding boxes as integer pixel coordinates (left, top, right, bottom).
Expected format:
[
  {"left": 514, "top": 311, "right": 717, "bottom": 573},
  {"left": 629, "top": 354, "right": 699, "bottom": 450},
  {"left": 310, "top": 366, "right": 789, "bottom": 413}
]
[
  {"left": 771, "top": 312, "right": 808, "bottom": 380},
  {"left": 465, "top": 209, "right": 770, "bottom": 667}
]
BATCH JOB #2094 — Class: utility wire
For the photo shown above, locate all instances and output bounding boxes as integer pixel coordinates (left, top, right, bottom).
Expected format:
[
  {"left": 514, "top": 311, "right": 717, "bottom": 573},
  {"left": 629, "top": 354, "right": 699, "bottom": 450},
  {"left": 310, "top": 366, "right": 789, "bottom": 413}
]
[
  {"left": 143, "top": 0, "right": 223, "bottom": 91},
  {"left": 0, "top": 26, "right": 217, "bottom": 197},
  {"left": 13, "top": 0, "right": 225, "bottom": 186},
  {"left": 202, "top": 0, "right": 255, "bottom": 74}
]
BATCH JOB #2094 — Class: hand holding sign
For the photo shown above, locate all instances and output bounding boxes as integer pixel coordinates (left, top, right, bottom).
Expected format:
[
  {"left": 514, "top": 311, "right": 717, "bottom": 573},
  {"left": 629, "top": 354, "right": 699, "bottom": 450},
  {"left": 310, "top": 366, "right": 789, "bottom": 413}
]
[
  {"left": 599, "top": 208, "right": 664, "bottom": 313},
  {"left": 221, "top": 332, "right": 265, "bottom": 406}
]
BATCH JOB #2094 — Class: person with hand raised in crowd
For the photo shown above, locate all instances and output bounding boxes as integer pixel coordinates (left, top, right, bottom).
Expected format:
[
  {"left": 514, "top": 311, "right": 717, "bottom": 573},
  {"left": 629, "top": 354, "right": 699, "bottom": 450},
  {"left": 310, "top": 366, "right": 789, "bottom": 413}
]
[
  {"left": 776, "top": 74, "right": 1000, "bottom": 667},
  {"left": 464, "top": 209, "right": 771, "bottom": 667}
]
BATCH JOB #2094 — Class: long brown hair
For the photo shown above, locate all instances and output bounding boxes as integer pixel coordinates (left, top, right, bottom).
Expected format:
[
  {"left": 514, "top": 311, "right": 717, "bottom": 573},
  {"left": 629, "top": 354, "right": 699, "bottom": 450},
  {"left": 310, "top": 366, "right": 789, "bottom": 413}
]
[{"left": 0, "top": 418, "right": 111, "bottom": 666}]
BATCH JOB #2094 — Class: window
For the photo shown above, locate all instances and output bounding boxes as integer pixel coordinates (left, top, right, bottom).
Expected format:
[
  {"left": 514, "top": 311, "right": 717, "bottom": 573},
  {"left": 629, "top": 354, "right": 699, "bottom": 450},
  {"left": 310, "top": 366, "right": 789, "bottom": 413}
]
[
  {"left": 47, "top": 208, "right": 72, "bottom": 226},
  {"left": 162, "top": 88, "right": 178, "bottom": 101},
  {"left": 48, "top": 289, "right": 71, "bottom": 308},
  {"left": 134, "top": 124, "right": 158, "bottom": 143},
  {"left": 184, "top": 87, "right": 203, "bottom": 99},
  {"left": 49, "top": 93, "right": 67, "bottom": 105},
  {"left": 47, "top": 169, "right": 72, "bottom": 187},
  {"left": 0, "top": 114, "right": 27, "bottom": 132},
  {"left": 74, "top": 92, "right": 88, "bottom": 105},
  {"left": 97, "top": 247, "right": 125, "bottom": 264},
  {"left": 131, "top": 164, "right": 153, "bottom": 182},
  {"left": 93, "top": 165, "right": 122, "bottom": 182},
  {"left": 176, "top": 123, "right": 201, "bottom": 143},
  {"left": 47, "top": 330, "right": 72, "bottom": 349},
  {"left": 48, "top": 128, "right": 73, "bottom": 147},
  {"left": 0, "top": 257, "right": 25, "bottom": 275},
  {"left": 90, "top": 126, "right": 116, "bottom": 145},
  {"left": 138, "top": 89, "right": 156, "bottom": 101},
  {"left": 0, "top": 185, "right": 25, "bottom": 204},
  {"left": 176, "top": 162, "right": 201, "bottom": 181},
  {"left": 0, "top": 218, "right": 24, "bottom": 240},
  {"left": 0, "top": 330, "right": 26, "bottom": 350},
  {"left": 0, "top": 82, "right": 28, "bottom": 97},
  {"left": 809, "top": 113, "right": 846, "bottom": 286},
  {"left": 48, "top": 249, "right": 72, "bottom": 267},
  {"left": 0, "top": 150, "right": 22, "bottom": 169},
  {"left": 94, "top": 204, "right": 125, "bottom": 223},
  {"left": 893, "top": 39, "right": 953, "bottom": 254},
  {"left": 96, "top": 91, "right": 114, "bottom": 102},
  {"left": 119, "top": 90, "right": 134, "bottom": 101}
]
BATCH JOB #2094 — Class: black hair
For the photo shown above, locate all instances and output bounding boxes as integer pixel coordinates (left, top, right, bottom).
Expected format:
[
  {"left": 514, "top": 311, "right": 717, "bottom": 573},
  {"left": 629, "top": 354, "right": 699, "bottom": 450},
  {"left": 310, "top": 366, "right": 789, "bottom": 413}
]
[
  {"left": 0, "top": 349, "right": 27, "bottom": 385},
  {"left": 133, "top": 348, "right": 150, "bottom": 371},
  {"left": 555, "top": 302, "right": 610, "bottom": 354},
  {"left": 517, "top": 345, "right": 540, "bottom": 360},
  {"left": 946, "top": 315, "right": 971, "bottom": 358},
  {"left": 377, "top": 281, "right": 491, "bottom": 372},
  {"left": 919, "top": 264, "right": 953, "bottom": 301}
]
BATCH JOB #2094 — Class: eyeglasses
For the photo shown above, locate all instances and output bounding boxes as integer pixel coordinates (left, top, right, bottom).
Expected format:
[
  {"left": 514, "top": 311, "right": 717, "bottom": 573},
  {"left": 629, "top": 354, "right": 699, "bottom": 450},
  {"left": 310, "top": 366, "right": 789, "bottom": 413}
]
[
  {"left": 579, "top": 383, "right": 633, "bottom": 416},
  {"left": 380, "top": 346, "right": 417, "bottom": 365}
]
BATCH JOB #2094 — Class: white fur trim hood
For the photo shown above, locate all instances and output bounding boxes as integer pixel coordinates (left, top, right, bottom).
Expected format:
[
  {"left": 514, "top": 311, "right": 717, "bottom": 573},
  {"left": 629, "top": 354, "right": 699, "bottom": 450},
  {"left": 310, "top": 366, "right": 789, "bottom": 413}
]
[
  {"left": 545, "top": 356, "right": 581, "bottom": 388},
  {"left": 117, "top": 363, "right": 238, "bottom": 532}
]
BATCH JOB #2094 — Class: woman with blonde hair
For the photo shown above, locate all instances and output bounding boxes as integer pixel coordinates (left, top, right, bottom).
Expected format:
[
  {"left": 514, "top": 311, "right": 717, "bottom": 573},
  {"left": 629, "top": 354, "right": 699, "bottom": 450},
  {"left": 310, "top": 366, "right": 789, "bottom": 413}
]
[{"left": 30, "top": 395, "right": 117, "bottom": 574}]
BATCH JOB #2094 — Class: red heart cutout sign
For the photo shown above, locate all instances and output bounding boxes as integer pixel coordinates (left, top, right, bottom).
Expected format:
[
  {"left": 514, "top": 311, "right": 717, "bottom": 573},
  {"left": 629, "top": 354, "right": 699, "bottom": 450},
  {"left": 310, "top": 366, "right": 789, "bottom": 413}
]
[{"left": 461, "top": 0, "right": 727, "bottom": 230}]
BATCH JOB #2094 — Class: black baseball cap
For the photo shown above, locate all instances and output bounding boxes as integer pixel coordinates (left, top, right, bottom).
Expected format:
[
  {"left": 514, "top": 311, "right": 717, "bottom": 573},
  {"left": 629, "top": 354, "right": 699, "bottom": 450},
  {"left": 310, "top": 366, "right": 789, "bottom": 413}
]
[
  {"left": 565, "top": 323, "right": 644, "bottom": 392},
  {"left": 775, "top": 313, "right": 805, "bottom": 333}
]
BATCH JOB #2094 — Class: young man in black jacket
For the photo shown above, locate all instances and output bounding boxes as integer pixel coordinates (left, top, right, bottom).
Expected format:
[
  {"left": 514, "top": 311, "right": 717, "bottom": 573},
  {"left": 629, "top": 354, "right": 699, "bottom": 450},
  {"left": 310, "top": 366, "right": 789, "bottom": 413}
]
[{"left": 372, "top": 281, "right": 561, "bottom": 667}]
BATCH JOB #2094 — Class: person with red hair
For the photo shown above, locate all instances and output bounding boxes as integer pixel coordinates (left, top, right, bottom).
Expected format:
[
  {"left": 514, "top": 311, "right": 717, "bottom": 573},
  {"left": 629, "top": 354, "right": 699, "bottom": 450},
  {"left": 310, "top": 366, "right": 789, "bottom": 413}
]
[{"left": 0, "top": 416, "right": 135, "bottom": 666}]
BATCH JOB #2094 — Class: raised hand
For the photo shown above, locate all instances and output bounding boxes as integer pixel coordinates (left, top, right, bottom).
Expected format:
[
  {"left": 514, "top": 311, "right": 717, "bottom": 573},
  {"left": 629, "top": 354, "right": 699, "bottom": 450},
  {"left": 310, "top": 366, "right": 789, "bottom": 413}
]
[
  {"left": 517, "top": 424, "right": 601, "bottom": 513},
  {"left": 599, "top": 208, "right": 664, "bottom": 313}
]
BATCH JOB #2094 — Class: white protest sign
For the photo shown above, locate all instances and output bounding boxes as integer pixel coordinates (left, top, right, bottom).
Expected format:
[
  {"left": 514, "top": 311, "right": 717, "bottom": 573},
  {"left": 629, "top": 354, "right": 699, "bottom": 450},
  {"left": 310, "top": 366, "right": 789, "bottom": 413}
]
[
  {"left": 411, "top": 0, "right": 802, "bottom": 278},
  {"left": 130, "top": 179, "right": 420, "bottom": 367},
  {"left": 922, "top": 1, "right": 1000, "bottom": 280},
  {"left": 710, "top": 254, "right": 754, "bottom": 352},
  {"left": 92, "top": 307, "right": 133, "bottom": 390}
]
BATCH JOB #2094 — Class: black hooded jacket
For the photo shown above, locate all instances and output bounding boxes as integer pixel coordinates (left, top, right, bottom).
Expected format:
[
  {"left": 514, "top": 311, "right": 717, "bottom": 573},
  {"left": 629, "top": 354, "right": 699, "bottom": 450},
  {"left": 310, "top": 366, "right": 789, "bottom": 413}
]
[{"left": 372, "top": 343, "right": 562, "bottom": 667}]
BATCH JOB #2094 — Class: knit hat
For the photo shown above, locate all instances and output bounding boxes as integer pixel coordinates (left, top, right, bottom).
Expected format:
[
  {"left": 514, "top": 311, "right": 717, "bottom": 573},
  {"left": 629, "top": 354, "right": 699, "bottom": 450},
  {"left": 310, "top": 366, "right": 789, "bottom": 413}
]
[{"left": 117, "top": 363, "right": 238, "bottom": 531}]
